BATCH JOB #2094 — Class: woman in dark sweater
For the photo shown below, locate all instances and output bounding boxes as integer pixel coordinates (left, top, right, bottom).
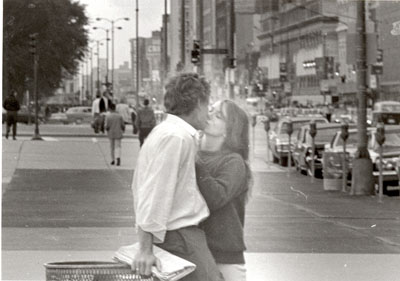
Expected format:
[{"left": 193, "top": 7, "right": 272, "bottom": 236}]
[{"left": 196, "top": 99, "right": 252, "bottom": 281}]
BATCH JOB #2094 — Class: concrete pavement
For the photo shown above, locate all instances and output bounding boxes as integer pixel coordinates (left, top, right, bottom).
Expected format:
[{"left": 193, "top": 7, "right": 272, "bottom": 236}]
[{"left": 2, "top": 123, "right": 400, "bottom": 281}]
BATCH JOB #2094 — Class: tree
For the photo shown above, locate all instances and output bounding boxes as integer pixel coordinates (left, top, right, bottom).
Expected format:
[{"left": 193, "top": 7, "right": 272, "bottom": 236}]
[{"left": 3, "top": 0, "right": 89, "bottom": 101}]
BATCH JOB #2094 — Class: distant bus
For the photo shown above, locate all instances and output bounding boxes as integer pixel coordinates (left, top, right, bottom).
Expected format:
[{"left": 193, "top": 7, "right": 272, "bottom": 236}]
[{"left": 372, "top": 101, "right": 400, "bottom": 125}]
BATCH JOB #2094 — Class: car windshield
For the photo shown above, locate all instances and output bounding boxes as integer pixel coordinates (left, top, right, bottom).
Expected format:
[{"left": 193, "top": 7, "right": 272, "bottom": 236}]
[
  {"left": 306, "top": 128, "right": 339, "bottom": 143},
  {"left": 372, "top": 131, "right": 400, "bottom": 149},
  {"left": 335, "top": 133, "right": 359, "bottom": 148},
  {"left": 280, "top": 119, "right": 326, "bottom": 134}
]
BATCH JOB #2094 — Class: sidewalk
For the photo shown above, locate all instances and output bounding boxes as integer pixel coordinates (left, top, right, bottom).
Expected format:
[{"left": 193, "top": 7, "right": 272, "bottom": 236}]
[{"left": 2, "top": 124, "right": 400, "bottom": 281}]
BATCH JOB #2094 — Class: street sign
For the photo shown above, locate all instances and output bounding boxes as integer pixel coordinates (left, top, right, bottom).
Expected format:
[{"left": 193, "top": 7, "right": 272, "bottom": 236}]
[
  {"left": 370, "top": 74, "right": 377, "bottom": 89},
  {"left": 201, "top": 48, "right": 228, "bottom": 54}
]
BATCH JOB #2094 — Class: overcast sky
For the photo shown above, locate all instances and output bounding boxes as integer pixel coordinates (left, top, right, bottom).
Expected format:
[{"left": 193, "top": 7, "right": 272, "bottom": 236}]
[{"left": 78, "top": 0, "right": 168, "bottom": 69}]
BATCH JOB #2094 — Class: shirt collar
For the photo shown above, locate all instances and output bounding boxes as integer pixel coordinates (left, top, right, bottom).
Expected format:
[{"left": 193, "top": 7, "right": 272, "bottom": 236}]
[{"left": 165, "top": 114, "right": 198, "bottom": 137}]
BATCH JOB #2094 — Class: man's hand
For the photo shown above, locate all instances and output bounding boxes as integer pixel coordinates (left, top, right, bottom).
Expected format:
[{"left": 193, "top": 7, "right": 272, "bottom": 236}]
[
  {"left": 131, "top": 249, "right": 162, "bottom": 276},
  {"left": 133, "top": 228, "right": 162, "bottom": 276}
]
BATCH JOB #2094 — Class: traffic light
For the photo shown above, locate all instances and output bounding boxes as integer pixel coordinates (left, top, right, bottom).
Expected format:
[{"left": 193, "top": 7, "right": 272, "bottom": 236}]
[
  {"left": 367, "top": 1, "right": 377, "bottom": 22},
  {"left": 279, "top": 62, "right": 287, "bottom": 82},
  {"left": 376, "top": 49, "right": 383, "bottom": 63},
  {"left": 372, "top": 49, "right": 383, "bottom": 75},
  {"left": 29, "top": 33, "right": 38, "bottom": 55},
  {"left": 325, "top": 57, "right": 335, "bottom": 79},
  {"left": 191, "top": 40, "right": 201, "bottom": 64}
]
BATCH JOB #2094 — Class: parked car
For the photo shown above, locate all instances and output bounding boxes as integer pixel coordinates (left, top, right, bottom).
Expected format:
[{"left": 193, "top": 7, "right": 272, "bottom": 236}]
[
  {"left": 293, "top": 123, "right": 356, "bottom": 177},
  {"left": 269, "top": 116, "right": 328, "bottom": 165},
  {"left": 65, "top": 106, "right": 92, "bottom": 124},
  {"left": 47, "top": 112, "right": 68, "bottom": 124},
  {"left": 324, "top": 125, "right": 400, "bottom": 194},
  {"left": 2, "top": 106, "right": 44, "bottom": 124},
  {"left": 371, "top": 101, "right": 400, "bottom": 125}
]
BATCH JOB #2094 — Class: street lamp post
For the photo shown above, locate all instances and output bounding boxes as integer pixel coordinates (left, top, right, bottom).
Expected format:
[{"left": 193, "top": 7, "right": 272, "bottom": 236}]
[
  {"left": 93, "top": 27, "right": 110, "bottom": 88},
  {"left": 136, "top": 0, "right": 140, "bottom": 107},
  {"left": 32, "top": 51, "right": 42, "bottom": 140},
  {"left": 96, "top": 17, "right": 129, "bottom": 93},
  {"left": 89, "top": 46, "right": 94, "bottom": 100}
]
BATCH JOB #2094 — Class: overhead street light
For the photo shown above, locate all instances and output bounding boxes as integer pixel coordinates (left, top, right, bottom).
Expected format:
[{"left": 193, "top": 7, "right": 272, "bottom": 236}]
[
  {"left": 93, "top": 26, "right": 110, "bottom": 88},
  {"left": 96, "top": 17, "right": 130, "bottom": 93}
]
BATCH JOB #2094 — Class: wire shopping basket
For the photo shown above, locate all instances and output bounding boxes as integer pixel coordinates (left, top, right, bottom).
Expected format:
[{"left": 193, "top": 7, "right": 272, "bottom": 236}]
[{"left": 44, "top": 261, "right": 157, "bottom": 281}]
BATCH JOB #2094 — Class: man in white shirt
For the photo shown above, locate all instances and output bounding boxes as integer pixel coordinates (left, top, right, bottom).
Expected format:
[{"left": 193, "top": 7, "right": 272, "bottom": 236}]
[
  {"left": 92, "top": 92, "right": 108, "bottom": 133},
  {"left": 131, "top": 73, "right": 223, "bottom": 281}
]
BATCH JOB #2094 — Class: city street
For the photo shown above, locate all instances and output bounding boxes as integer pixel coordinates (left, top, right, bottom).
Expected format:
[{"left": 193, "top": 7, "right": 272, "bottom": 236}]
[{"left": 2, "top": 122, "right": 400, "bottom": 281}]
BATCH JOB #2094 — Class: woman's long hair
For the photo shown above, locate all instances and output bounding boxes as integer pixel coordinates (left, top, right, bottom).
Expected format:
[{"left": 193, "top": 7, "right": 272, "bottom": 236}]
[{"left": 220, "top": 100, "right": 253, "bottom": 202}]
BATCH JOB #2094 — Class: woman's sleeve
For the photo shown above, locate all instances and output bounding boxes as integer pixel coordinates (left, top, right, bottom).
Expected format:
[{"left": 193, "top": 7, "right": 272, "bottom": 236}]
[{"left": 195, "top": 154, "right": 247, "bottom": 211}]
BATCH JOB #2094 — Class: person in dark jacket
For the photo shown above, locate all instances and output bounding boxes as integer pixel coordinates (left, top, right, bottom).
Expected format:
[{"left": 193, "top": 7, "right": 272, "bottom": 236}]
[
  {"left": 3, "top": 90, "right": 21, "bottom": 140},
  {"left": 196, "top": 99, "right": 252, "bottom": 281},
  {"left": 105, "top": 103, "right": 125, "bottom": 166},
  {"left": 135, "top": 98, "right": 156, "bottom": 146}
]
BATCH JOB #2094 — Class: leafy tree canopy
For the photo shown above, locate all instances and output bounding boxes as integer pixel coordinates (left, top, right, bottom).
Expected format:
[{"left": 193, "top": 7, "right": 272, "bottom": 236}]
[{"left": 3, "top": 0, "right": 89, "bottom": 100}]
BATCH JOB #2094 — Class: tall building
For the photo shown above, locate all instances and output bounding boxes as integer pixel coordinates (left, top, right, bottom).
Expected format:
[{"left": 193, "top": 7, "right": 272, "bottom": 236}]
[
  {"left": 130, "top": 37, "right": 148, "bottom": 95},
  {"left": 129, "top": 31, "right": 163, "bottom": 104},
  {"left": 114, "top": 61, "right": 134, "bottom": 101}
]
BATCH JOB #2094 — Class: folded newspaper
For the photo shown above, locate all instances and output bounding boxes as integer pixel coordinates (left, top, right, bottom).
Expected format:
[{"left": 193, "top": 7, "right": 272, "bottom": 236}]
[{"left": 113, "top": 243, "right": 196, "bottom": 281}]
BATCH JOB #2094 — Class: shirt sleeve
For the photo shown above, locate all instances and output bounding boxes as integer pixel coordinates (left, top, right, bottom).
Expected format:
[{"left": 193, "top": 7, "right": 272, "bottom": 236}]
[
  {"left": 195, "top": 154, "right": 247, "bottom": 211},
  {"left": 135, "top": 135, "right": 186, "bottom": 243}
]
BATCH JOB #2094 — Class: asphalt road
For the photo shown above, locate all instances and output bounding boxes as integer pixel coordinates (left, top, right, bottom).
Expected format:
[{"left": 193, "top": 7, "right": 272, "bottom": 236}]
[{"left": 3, "top": 162, "right": 400, "bottom": 254}]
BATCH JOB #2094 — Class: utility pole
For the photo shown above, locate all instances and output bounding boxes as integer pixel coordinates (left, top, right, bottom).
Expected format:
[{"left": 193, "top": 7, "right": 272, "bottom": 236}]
[
  {"left": 97, "top": 41, "right": 100, "bottom": 95},
  {"left": 181, "top": 0, "right": 186, "bottom": 67},
  {"left": 106, "top": 29, "right": 109, "bottom": 87},
  {"left": 81, "top": 63, "right": 85, "bottom": 104},
  {"left": 136, "top": 0, "right": 140, "bottom": 107},
  {"left": 90, "top": 47, "right": 93, "bottom": 100},
  {"left": 86, "top": 57, "right": 89, "bottom": 102},
  {"left": 111, "top": 21, "right": 115, "bottom": 91},
  {"left": 351, "top": 0, "right": 374, "bottom": 195},
  {"left": 198, "top": 0, "right": 204, "bottom": 75},
  {"left": 227, "top": 0, "right": 235, "bottom": 99},
  {"left": 164, "top": 0, "right": 168, "bottom": 79}
]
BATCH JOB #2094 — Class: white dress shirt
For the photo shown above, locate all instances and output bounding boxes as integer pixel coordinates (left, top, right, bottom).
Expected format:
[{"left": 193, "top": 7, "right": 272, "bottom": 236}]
[
  {"left": 132, "top": 114, "right": 209, "bottom": 243},
  {"left": 92, "top": 98, "right": 100, "bottom": 116}
]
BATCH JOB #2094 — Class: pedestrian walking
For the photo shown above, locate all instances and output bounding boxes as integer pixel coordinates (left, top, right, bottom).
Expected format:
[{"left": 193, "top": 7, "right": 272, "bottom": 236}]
[
  {"left": 105, "top": 103, "right": 125, "bottom": 166},
  {"left": 91, "top": 92, "right": 108, "bottom": 133},
  {"left": 129, "top": 105, "right": 138, "bottom": 134},
  {"left": 135, "top": 99, "right": 156, "bottom": 146},
  {"left": 131, "top": 73, "right": 224, "bottom": 281},
  {"left": 196, "top": 100, "right": 252, "bottom": 281},
  {"left": 3, "top": 90, "right": 20, "bottom": 140}
]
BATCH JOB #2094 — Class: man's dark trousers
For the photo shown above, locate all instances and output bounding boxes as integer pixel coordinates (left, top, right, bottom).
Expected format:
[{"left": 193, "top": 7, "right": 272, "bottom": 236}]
[
  {"left": 157, "top": 226, "right": 224, "bottom": 281},
  {"left": 6, "top": 111, "right": 18, "bottom": 139}
]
